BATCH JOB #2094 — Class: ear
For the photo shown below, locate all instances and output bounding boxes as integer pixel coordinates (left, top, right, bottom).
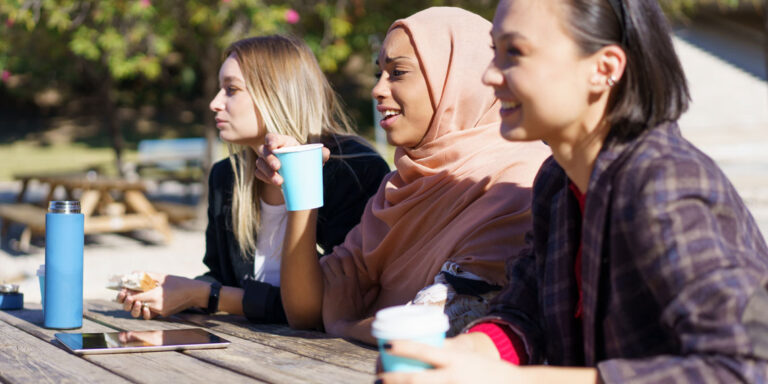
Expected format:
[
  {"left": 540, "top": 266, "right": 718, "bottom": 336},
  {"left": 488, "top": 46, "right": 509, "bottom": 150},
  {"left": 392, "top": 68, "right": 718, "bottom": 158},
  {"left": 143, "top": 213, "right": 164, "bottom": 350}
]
[{"left": 587, "top": 45, "right": 626, "bottom": 93}]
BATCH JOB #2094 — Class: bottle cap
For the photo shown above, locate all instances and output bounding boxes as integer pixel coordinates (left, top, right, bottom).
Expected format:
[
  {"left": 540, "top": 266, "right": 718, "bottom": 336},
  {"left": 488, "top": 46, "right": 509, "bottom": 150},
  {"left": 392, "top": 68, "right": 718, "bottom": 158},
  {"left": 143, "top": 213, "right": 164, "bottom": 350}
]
[
  {"left": 0, "top": 283, "right": 19, "bottom": 293},
  {"left": 48, "top": 201, "right": 81, "bottom": 214}
]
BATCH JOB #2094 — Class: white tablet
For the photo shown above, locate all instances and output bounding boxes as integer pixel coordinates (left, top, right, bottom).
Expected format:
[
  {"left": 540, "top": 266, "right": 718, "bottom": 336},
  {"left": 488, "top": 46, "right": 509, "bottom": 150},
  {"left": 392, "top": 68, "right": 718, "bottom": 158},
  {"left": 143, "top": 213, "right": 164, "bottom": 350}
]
[{"left": 55, "top": 328, "right": 231, "bottom": 355}]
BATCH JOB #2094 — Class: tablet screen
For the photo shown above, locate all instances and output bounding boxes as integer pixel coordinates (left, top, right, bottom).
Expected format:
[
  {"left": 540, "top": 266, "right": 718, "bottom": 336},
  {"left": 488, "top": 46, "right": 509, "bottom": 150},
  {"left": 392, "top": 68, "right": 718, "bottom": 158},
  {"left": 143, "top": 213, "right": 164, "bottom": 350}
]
[{"left": 55, "top": 328, "right": 230, "bottom": 354}]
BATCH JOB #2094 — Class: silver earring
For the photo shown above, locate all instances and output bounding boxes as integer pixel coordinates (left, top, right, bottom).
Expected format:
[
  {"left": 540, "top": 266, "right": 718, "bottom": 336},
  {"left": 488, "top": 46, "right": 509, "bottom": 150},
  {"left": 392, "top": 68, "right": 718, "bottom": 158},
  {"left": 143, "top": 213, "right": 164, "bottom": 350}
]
[{"left": 607, "top": 76, "right": 616, "bottom": 87}]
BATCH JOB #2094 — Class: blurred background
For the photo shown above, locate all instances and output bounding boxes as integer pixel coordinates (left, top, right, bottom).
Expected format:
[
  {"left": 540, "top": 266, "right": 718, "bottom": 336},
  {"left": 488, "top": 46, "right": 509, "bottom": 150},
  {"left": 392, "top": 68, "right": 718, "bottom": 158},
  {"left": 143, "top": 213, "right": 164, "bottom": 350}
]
[{"left": 0, "top": 0, "right": 766, "bottom": 301}]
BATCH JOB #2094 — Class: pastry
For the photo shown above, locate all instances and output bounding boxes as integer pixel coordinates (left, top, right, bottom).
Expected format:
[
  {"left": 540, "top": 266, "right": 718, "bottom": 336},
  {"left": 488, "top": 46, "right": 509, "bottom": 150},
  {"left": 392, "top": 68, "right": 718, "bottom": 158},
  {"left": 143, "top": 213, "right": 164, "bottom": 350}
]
[{"left": 106, "top": 272, "right": 157, "bottom": 292}]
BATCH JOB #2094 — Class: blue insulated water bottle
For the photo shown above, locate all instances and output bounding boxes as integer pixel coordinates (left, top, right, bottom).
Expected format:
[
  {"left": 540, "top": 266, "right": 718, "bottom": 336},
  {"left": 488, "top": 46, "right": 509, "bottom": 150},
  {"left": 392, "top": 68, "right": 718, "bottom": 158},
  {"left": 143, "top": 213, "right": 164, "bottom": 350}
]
[{"left": 44, "top": 201, "right": 84, "bottom": 329}]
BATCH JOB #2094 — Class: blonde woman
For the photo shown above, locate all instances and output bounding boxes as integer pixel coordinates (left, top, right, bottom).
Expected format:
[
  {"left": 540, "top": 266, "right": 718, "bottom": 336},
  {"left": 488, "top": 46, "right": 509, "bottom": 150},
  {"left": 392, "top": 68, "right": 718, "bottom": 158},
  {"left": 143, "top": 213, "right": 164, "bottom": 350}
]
[{"left": 117, "top": 35, "right": 390, "bottom": 323}]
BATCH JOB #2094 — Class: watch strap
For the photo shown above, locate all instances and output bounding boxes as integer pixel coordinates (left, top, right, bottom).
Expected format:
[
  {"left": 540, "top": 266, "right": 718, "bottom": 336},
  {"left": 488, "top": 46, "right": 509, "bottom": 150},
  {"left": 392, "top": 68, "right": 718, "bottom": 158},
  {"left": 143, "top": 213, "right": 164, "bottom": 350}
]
[{"left": 206, "top": 282, "right": 222, "bottom": 314}]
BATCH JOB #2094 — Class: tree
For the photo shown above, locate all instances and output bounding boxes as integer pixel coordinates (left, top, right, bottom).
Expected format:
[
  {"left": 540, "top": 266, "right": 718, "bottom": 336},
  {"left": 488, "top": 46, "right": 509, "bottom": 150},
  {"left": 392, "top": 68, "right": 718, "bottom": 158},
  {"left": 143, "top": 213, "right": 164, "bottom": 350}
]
[
  {"left": 4, "top": 0, "right": 759, "bottom": 161},
  {"left": 2, "top": 1, "right": 305, "bottom": 173}
]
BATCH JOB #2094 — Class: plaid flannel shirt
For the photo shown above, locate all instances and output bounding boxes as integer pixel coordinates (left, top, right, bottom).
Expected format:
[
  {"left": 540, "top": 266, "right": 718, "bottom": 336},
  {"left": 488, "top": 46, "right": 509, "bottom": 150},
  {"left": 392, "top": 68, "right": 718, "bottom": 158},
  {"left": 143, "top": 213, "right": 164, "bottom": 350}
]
[{"left": 481, "top": 122, "right": 768, "bottom": 383}]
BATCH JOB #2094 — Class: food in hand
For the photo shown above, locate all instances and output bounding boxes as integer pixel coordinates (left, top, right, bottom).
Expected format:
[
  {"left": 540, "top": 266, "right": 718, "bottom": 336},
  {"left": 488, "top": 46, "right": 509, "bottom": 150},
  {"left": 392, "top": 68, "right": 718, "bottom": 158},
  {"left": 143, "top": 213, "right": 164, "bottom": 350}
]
[{"left": 107, "top": 272, "right": 158, "bottom": 292}]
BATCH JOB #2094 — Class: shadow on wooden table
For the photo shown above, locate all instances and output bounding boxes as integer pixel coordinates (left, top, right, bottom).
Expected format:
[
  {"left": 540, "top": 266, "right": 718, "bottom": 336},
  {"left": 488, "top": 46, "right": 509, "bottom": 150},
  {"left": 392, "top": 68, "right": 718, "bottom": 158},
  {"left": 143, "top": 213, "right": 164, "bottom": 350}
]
[
  {"left": 1, "top": 300, "right": 378, "bottom": 383},
  {"left": 85, "top": 300, "right": 378, "bottom": 374}
]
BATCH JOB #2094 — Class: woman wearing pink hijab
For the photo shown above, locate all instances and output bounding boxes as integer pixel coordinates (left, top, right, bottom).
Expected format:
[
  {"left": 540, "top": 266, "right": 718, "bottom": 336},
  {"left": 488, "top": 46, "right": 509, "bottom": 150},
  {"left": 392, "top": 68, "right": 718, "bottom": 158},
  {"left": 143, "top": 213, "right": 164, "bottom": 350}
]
[{"left": 256, "top": 7, "right": 551, "bottom": 344}]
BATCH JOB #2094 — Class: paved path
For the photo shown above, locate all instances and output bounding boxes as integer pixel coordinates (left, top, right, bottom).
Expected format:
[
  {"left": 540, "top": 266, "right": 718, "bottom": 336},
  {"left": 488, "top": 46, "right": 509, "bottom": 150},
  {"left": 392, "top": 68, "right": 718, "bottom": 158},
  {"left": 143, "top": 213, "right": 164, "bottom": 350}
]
[{"left": 673, "top": 21, "right": 768, "bottom": 237}]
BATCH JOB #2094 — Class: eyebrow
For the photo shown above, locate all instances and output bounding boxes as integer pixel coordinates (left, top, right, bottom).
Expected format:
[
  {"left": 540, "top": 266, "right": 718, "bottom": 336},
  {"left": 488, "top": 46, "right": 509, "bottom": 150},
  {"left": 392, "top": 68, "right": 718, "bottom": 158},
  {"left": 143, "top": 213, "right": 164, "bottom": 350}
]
[
  {"left": 375, "top": 55, "right": 413, "bottom": 66},
  {"left": 219, "top": 76, "right": 244, "bottom": 86},
  {"left": 491, "top": 30, "right": 528, "bottom": 42}
]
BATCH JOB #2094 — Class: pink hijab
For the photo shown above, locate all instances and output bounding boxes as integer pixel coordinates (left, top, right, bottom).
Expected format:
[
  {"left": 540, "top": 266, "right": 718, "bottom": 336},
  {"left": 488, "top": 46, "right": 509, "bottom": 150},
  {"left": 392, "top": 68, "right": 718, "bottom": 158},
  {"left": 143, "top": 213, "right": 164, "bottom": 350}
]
[{"left": 329, "top": 7, "right": 551, "bottom": 313}]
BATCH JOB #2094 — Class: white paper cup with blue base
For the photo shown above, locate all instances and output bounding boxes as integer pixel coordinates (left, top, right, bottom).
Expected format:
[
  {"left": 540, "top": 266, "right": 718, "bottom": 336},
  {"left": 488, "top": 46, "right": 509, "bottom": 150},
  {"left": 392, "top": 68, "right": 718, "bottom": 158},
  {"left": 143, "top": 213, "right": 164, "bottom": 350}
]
[
  {"left": 372, "top": 305, "right": 449, "bottom": 372},
  {"left": 272, "top": 143, "right": 324, "bottom": 211}
]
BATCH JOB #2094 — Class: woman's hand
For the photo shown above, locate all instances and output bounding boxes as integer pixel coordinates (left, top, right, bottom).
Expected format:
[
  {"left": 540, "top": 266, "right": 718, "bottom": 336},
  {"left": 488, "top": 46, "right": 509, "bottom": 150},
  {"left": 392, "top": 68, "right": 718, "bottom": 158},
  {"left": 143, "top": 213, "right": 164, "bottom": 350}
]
[
  {"left": 376, "top": 340, "right": 521, "bottom": 384},
  {"left": 116, "top": 273, "right": 209, "bottom": 320},
  {"left": 254, "top": 133, "right": 331, "bottom": 186},
  {"left": 375, "top": 333, "right": 500, "bottom": 374},
  {"left": 377, "top": 339, "right": 598, "bottom": 383},
  {"left": 320, "top": 254, "right": 379, "bottom": 337}
]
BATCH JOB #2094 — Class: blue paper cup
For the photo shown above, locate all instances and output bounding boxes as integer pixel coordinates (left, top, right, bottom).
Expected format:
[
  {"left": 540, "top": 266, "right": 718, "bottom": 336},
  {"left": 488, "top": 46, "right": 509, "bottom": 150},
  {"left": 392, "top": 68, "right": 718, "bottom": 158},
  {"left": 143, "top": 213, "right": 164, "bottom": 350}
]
[
  {"left": 272, "top": 143, "right": 324, "bottom": 211},
  {"left": 372, "top": 305, "right": 449, "bottom": 372}
]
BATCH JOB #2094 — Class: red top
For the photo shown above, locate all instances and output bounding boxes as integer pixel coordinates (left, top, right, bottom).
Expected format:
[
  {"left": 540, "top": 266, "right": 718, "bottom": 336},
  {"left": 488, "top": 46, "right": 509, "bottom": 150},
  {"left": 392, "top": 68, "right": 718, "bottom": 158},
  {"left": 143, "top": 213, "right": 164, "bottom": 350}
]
[
  {"left": 467, "top": 322, "right": 527, "bottom": 364},
  {"left": 568, "top": 182, "right": 586, "bottom": 318},
  {"left": 469, "top": 181, "right": 586, "bottom": 364}
]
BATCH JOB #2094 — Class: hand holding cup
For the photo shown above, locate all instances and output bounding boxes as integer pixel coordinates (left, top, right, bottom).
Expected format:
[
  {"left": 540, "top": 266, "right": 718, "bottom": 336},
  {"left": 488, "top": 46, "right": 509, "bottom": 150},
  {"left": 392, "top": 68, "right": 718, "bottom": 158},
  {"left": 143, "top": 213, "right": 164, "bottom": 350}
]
[
  {"left": 256, "top": 133, "right": 330, "bottom": 211},
  {"left": 255, "top": 133, "right": 330, "bottom": 186},
  {"left": 372, "top": 305, "right": 450, "bottom": 372}
]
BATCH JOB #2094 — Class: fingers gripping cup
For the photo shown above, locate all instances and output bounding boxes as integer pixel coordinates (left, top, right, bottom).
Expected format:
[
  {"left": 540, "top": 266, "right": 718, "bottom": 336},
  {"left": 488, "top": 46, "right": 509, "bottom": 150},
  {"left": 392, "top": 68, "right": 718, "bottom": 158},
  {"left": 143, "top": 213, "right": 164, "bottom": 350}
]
[
  {"left": 272, "top": 143, "right": 324, "bottom": 211},
  {"left": 372, "top": 305, "right": 449, "bottom": 372}
]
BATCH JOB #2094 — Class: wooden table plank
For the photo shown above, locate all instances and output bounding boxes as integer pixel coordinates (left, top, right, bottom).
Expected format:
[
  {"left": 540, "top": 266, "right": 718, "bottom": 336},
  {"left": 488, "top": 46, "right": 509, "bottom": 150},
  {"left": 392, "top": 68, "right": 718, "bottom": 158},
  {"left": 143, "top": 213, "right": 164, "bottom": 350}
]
[
  {"left": 84, "top": 300, "right": 376, "bottom": 383},
  {"left": 87, "top": 300, "right": 379, "bottom": 369},
  {"left": 0, "top": 311, "right": 129, "bottom": 384},
  {"left": 1, "top": 305, "right": 262, "bottom": 384},
  {"left": 0, "top": 303, "right": 118, "bottom": 346},
  {"left": 86, "top": 346, "right": 261, "bottom": 384},
  {"left": 174, "top": 312, "right": 379, "bottom": 374}
]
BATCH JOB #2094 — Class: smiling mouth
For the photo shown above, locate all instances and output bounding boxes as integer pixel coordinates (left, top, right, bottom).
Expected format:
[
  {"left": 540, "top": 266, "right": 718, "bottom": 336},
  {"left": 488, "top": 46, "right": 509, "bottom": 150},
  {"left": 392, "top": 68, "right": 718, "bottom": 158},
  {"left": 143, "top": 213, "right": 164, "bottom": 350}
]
[
  {"left": 500, "top": 100, "right": 520, "bottom": 111},
  {"left": 381, "top": 109, "right": 401, "bottom": 121}
]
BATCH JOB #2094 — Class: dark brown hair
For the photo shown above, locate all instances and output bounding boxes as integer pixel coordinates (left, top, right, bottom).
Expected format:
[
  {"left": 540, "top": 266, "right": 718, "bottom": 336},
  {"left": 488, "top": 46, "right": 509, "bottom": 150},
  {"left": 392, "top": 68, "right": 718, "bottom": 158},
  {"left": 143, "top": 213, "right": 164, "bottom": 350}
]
[{"left": 560, "top": 0, "right": 690, "bottom": 140}]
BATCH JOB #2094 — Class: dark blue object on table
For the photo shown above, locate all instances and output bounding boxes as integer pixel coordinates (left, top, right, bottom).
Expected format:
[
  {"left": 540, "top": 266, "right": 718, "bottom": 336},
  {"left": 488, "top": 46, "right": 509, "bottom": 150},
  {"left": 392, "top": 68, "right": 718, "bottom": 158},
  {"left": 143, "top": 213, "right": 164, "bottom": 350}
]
[{"left": 0, "top": 292, "right": 23, "bottom": 310}]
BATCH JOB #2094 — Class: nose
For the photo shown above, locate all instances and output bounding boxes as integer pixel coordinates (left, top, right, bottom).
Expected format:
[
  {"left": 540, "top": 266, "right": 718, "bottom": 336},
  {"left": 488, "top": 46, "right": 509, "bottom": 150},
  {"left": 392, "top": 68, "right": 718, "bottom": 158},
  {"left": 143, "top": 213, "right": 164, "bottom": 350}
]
[
  {"left": 209, "top": 89, "right": 224, "bottom": 112},
  {"left": 482, "top": 60, "right": 504, "bottom": 88},
  {"left": 371, "top": 73, "right": 388, "bottom": 101}
]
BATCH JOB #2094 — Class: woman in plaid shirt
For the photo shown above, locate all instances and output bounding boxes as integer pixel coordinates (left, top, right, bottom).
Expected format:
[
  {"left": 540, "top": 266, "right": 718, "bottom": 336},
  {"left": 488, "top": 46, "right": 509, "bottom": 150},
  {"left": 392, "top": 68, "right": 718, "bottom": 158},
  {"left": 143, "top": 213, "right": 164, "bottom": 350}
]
[{"left": 377, "top": 0, "right": 768, "bottom": 383}]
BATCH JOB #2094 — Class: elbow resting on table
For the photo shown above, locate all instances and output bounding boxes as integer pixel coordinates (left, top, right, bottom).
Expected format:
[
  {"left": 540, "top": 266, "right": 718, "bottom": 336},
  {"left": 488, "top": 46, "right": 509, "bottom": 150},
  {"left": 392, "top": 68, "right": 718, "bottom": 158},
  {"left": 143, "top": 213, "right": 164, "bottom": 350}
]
[
  {"left": 284, "top": 309, "right": 323, "bottom": 330},
  {"left": 281, "top": 287, "right": 323, "bottom": 330}
]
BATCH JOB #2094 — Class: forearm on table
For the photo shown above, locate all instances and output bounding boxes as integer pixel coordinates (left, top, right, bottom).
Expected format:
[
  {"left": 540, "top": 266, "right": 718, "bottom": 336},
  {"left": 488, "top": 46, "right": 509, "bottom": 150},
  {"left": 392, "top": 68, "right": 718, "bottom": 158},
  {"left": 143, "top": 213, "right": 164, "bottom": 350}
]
[
  {"left": 331, "top": 316, "right": 376, "bottom": 346},
  {"left": 280, "top": 209, "right": 324, "bottom": 329},
  {"left": 190, "top": 281, "right": 244, "bottom": 316},
  {"left": 451, "top": 331, "right": 502, "bottom": 359},
  {"left": 217, "top": 286, "right": 244, "bottom": 315},
  {"left": 516, "top": 366, "right": 597, "bottom": 384}
]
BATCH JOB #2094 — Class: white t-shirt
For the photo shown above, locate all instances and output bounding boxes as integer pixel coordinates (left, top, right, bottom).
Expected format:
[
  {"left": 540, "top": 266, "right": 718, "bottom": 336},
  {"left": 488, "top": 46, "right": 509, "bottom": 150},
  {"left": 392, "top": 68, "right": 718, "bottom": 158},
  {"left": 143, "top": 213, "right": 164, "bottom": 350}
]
[{"left": 252, "top": 199, "right": 287, "bottom": 286}]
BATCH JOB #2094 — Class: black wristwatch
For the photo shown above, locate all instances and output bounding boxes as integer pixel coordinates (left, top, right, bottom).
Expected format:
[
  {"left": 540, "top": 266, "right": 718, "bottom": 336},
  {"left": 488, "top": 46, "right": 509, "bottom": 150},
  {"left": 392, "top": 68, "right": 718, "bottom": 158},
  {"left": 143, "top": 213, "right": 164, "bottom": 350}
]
[{"left": 205, "top": 282, "right": 222, "bottom": 314}]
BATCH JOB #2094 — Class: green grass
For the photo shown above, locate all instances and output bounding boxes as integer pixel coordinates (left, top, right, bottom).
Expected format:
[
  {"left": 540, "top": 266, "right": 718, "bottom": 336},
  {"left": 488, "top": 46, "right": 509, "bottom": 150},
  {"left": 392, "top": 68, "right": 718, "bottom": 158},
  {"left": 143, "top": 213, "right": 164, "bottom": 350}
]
[{"left": 0, "top": 141, "right": 137, "bottom": 181}]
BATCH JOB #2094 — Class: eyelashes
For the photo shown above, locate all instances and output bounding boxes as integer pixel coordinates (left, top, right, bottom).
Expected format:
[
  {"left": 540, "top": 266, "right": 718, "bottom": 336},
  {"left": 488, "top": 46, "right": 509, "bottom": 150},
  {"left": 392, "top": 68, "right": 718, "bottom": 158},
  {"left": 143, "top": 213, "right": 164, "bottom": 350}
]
[
  {"left": 491, "top": 43, "right": 521, "bottom": 57},
  {"left": 374, "top": 70, "right": 407, "bottom": 79}
]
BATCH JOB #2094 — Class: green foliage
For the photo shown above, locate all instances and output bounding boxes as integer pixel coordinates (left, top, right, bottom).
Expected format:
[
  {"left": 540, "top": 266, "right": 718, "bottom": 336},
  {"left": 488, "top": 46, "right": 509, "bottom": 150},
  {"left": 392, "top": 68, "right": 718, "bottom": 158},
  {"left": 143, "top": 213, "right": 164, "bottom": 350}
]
[
  {"left": 659, "top": 0, "right": 763, "bottom": 19},
  {"left": 0, "top": 0, "right": 297, "bottom": 87}
]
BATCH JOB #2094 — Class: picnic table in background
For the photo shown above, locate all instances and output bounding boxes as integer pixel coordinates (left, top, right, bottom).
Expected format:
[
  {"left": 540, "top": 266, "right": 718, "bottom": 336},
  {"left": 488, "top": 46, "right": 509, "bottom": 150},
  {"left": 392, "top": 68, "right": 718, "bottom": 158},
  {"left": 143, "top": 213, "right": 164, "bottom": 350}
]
[
  {"left": 0, "top": 300, "right": 377, "bottom": 383},
  {"left": 0, "top": 173, "right": 172, "bottom": 252},
  {"left": 136, "top": 138, "right": 209, "bottom": 190},
  {"left": 134, "top": 137, "right": 223, "bottom": 224}
]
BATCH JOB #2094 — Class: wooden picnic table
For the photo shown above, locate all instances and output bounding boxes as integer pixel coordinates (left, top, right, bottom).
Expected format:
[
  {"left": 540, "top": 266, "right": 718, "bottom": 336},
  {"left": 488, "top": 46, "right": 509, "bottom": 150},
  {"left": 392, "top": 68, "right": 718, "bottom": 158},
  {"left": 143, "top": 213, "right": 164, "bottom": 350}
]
[
  {"left": 0, "top": 173, "right": 172, "bottom": 252},
  {"left": 0, "top": 300, "right": 377, "bottom": 383}
]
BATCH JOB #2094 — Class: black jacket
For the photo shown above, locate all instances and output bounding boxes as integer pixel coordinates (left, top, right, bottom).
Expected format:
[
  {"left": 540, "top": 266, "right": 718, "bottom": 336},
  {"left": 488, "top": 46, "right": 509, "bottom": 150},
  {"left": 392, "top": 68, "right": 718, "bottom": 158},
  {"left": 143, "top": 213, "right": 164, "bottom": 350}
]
[{"left": 196, "top": 136, "right": 390, "bottom": 323}]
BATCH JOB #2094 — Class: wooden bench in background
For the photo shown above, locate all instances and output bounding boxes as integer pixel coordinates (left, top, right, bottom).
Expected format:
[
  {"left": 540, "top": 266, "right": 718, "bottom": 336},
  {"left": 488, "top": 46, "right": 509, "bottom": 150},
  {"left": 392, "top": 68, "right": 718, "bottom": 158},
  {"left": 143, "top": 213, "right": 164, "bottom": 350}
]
[
  {"left": 0, "top": 175, "right": 173, "bottom": 252},
  {"left": 0, "top": 203, "right": 47, "bottom": 252},
  {"left": 135, "top": 137, "right": 215, "bottom": 187},
  {"left": 134, "top": 137, "right": 222, "bottom": 224},
  {"left": 152, "top": 201, "right": 199, "bottom": 224}
]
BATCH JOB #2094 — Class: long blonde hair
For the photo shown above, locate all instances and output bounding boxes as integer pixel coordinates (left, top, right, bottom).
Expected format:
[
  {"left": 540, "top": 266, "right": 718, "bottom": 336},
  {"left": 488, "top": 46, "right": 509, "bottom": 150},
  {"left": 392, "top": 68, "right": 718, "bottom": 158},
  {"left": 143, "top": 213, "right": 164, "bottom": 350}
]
[{"left": 225, "top": 35, "right": 357, "bottom": 257}]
